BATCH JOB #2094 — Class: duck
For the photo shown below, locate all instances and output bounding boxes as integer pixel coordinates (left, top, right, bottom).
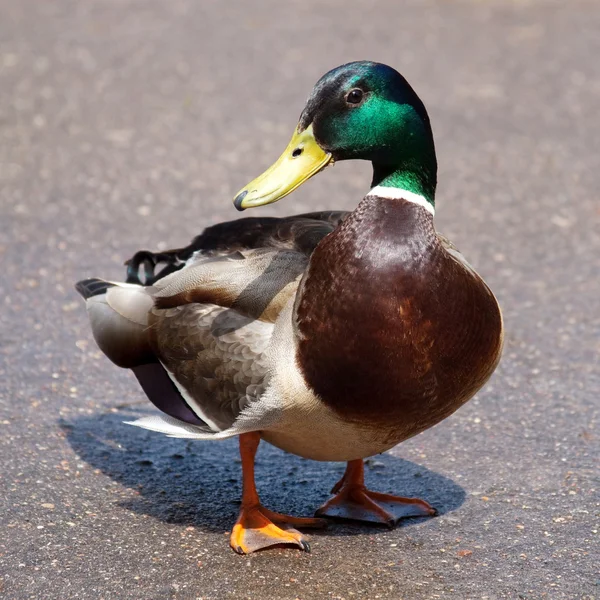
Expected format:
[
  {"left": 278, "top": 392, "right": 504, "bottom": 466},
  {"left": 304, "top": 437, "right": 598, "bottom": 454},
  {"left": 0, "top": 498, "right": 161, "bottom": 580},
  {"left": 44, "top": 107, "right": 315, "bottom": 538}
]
[{"left": 75, "top": 61, "right": 503, "bottom": 555}]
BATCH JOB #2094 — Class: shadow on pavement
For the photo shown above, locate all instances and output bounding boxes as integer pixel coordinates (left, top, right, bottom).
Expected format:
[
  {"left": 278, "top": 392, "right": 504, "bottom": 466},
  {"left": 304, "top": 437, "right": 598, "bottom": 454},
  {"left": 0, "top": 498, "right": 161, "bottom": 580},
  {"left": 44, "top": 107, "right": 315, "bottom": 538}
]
[{"left": 62, "top": 406, "right": 466, "bottom": 536}]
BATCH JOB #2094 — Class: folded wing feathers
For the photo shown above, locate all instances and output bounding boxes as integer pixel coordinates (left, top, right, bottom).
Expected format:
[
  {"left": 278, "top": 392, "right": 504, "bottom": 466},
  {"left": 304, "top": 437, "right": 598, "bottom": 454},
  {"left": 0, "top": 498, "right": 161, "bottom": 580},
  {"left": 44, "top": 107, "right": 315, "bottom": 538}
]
[{"left": 77, "top": 249, "right": 301, "bottom": 437}]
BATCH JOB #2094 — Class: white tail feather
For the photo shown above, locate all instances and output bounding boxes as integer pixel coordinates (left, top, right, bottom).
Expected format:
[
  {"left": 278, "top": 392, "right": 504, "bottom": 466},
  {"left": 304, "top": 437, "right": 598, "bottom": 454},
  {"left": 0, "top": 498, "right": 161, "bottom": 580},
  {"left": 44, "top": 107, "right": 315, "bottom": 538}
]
[{"left": 125, "top": 414, "right": 240, "bottom": 440}]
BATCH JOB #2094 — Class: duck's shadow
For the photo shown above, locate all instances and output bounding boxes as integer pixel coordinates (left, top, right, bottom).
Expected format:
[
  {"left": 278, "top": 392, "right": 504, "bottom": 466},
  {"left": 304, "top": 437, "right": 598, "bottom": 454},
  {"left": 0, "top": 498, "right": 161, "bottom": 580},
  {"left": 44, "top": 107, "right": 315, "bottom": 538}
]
[{"left": 62, "top": 407, "right": 466, "bottom": 537}]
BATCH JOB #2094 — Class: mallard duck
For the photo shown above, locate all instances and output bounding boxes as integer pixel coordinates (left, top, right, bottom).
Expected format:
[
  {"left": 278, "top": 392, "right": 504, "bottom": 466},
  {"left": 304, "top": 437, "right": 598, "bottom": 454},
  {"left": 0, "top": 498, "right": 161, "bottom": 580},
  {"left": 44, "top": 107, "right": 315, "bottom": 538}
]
[{"left": 76, "top": 61, "right": 503, "bottom": 555}]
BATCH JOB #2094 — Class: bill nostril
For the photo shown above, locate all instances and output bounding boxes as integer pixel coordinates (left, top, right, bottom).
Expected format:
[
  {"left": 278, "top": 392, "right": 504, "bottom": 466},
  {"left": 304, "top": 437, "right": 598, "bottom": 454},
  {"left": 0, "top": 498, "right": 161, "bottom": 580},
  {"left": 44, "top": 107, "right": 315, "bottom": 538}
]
[{"left": 292, "top": 147, "right": 303, "bottom": 158}]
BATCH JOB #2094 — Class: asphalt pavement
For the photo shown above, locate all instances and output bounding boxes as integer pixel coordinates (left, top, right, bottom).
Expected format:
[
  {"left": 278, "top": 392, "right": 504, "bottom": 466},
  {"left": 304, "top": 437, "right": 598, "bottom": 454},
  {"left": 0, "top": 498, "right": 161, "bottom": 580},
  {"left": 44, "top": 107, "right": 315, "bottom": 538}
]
[{"left": 0, "top": 1, "right": 598, "bottom": 598}]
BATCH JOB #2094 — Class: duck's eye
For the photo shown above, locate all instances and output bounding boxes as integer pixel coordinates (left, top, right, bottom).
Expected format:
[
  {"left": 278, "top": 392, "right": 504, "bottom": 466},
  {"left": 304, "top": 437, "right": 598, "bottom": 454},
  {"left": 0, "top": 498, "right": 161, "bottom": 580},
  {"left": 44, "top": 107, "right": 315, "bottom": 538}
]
[{"left": 345, "top": 88, "right": 364, "bottom": 105}]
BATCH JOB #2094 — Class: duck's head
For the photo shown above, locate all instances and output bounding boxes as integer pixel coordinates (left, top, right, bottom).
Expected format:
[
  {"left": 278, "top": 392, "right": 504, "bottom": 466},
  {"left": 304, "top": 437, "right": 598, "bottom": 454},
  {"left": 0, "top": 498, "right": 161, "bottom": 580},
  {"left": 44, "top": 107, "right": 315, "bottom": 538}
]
[{"left": 234, "top": 61, "right": 437, "bottom": 211}]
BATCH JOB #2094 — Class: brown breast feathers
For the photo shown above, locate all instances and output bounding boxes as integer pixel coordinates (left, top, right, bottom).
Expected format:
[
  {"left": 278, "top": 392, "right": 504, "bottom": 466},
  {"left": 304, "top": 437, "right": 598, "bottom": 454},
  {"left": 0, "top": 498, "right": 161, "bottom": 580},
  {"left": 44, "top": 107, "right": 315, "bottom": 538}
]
[{"left": 295, "top": 195, "right": 503, "bottom": 441}]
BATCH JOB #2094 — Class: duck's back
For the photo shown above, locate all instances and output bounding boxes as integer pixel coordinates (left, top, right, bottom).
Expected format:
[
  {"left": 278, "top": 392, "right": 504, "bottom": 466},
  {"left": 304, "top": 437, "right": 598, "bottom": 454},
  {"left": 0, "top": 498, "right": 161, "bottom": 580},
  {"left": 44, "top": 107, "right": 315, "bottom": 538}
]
[
  {"left": 125, "top": 211, "right": 348, "bottom": 285},
  {"left": 77, "top": 211, "right": 348, "bottom": 437}
]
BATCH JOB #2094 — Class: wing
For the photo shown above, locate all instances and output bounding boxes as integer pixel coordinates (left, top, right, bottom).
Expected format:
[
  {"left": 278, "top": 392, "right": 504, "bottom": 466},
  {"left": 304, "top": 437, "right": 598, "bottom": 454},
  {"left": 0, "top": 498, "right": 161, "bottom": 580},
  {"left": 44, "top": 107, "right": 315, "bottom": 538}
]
[
  {"left": 148, "top": 303, "right": 273, "bottom": 431},
  {"left": 87, "top": 212, "right": 349, "bottom": 438},
  {"left": 141, "top": 246, "right": 310, "bottom": 432},
  {"left": 152, "top": 247, "right": 308, "bottom": 322},
  {"left": 125, "top": 211, "right": 348, "bottom": 285}
]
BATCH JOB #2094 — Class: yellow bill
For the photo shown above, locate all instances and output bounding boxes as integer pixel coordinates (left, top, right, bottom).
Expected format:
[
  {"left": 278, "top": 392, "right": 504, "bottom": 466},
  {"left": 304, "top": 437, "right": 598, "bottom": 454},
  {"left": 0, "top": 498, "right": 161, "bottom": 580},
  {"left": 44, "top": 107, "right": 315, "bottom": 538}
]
[{"left": 233, "top": 124, "right": 333, "bottom": 210}]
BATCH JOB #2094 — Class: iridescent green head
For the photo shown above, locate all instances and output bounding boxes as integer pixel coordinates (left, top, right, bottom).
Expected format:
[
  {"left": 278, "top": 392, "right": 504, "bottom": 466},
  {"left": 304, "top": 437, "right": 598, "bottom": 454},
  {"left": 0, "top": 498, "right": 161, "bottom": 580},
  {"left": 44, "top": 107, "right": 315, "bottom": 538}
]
[{"left": 234, "top": 61, "right": 437, "bottom": 210}]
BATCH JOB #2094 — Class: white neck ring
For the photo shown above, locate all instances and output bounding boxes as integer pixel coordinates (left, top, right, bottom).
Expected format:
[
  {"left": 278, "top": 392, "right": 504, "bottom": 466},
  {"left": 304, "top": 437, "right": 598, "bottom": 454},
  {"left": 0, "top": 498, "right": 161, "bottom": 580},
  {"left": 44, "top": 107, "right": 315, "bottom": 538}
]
[{"left": 366, "top": 186, "right": 435, "bottom": 216}]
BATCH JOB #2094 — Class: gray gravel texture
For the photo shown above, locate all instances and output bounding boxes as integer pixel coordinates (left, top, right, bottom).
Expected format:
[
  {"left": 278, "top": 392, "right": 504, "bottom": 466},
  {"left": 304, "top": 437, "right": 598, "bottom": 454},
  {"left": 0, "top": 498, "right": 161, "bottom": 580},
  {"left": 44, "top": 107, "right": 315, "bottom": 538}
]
[{"left": 1, "top": 1, "right": 598, "bottom": 599}]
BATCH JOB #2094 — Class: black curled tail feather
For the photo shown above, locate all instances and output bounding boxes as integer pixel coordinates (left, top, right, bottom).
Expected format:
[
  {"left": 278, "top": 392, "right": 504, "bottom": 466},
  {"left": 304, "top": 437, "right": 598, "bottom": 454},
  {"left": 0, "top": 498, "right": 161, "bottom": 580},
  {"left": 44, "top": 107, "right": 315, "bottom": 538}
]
[
  {"left": 75, "top": 278, "right": 116, "bottom": 300},
  {"left": 125, "top": 250, "right": 190, "bottom": 286}
]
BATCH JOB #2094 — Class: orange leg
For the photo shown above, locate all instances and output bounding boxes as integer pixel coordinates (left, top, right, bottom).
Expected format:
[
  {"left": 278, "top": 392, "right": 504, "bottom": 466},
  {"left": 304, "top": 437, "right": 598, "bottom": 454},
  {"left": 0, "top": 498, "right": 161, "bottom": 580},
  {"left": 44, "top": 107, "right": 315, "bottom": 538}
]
[
  {"left": 230, "top": 432, "right": 327, "bottom": 554},
  {"left": 315, "top": 459, "right": 437, "bottom": 527}
]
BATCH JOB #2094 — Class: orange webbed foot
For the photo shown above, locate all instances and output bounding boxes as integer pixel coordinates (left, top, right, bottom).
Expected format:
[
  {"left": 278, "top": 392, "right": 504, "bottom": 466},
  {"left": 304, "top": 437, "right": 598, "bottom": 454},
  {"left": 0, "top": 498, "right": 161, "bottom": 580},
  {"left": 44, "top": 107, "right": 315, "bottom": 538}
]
[
  {"left": 315, "top": 459, "right": 437, "bottom": 527},
  {"left": 230, "top": 504, "right": 327, "bottom": 554}
]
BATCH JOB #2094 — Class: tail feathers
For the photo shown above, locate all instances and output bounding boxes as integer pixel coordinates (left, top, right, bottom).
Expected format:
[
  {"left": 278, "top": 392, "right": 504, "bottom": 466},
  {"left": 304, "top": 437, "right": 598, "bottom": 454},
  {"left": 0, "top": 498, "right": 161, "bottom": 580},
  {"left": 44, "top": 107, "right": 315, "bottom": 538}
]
[
  {"left": 75, "top": 278, "right": 116, "bottom": 300},
  {"left": 78, "top": 280, "right": 155, "bottom": 369},
  {"left": 125, "top": 414, "right": 239, "bottom": 440}
]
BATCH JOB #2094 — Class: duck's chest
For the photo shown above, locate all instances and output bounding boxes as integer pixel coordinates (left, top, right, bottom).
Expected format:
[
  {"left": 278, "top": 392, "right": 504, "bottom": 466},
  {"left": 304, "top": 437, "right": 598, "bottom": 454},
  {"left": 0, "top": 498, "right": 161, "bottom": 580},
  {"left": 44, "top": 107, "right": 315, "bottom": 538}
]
[{"left": 293, "top": 198, "right": 503, "bottom": 438}]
